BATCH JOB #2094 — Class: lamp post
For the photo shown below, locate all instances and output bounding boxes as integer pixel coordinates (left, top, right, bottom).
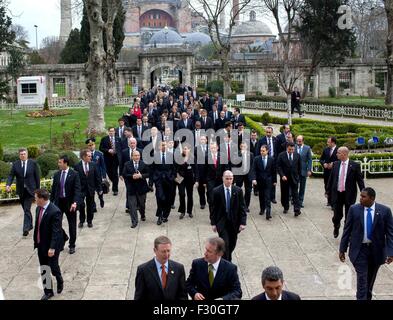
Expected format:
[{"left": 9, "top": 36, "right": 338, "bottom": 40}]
[{"left": 34, "top": 25, "right": 38, "bottom": 50}]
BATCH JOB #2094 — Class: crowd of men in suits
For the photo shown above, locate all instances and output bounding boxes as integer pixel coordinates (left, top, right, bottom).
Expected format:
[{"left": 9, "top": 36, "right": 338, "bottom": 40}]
[{"left": 4, "top": 84, "right": 393, "bottom": 300}]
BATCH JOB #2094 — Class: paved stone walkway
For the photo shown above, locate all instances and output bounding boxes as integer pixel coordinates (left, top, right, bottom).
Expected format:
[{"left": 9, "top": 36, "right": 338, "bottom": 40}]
[{"left": 0, "top": 177, "right": 392, "bottom": 300}]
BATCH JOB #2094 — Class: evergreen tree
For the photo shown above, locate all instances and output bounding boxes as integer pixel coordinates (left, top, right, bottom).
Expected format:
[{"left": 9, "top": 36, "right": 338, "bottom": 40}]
[{"left": 59, "top": 28, "right": 86, "bottom": 64}]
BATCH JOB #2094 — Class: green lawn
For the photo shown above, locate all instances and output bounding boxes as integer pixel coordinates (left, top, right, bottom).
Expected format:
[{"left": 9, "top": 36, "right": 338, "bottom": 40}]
[
  {"left": 0, "top": 106, "right": 129, "bottom": 151},
  {"left": 316, "top": 96, "right": 386, "bottom": 106}
]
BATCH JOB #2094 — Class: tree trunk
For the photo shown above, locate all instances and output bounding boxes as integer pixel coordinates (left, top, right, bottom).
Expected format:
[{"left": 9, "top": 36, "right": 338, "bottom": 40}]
[
  {"left": 287, "top": 94, "right": 292, "bottom": 125},
  {"left": 105, "top": 0, "right": 119, "bottom": 106},
  {"left": 221, "top": 51, "right": 232, "bottom": 98},
  {"left": 385, "top": 0, "right": 393, "bottom": 105},
  {"left": 85, "top": 0, "right": 106, "bottom": 134}
]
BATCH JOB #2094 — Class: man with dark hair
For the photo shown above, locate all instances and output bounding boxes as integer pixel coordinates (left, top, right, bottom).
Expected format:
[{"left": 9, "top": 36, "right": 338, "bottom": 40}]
[
  {"left": 115, "top": 117, "right": 127, "bottom": 139},
  {"left": 74, "top": 150, "right": 103, "bottom": 228},
  {"left": 339, "top": 187, "right": 393, "bottom": 300},
  {"left": 276, "top": 142, "right": 301, "bottom": 216},
  {"left": 276, "top": 124, "right": 291, "bottom": 155},
  {"left": 50, "top": 155, "right": 81, "bottom": 254},
  {"left": 320, "top": 136, "right": 338, "bottom": 207},
  {"left": 6, "top": 148, "right": 41, "bottom": 236},
  {"left": 291, "top": 86, "right": 302, "bottom": 117},
  {"left": 252, "top": 266, "right": 300, "bottom": 300},
  {"left": 134, "top": 236, "right": 187, "bottom": 300},
  {"left": 186, "top": 236, "right": 242, "bottom": 300},
  {"left": 231, "top": 107, "right": 246, "bottom": 129},
  {"left": 86, "top": 138, "right": 106, "bottom": 209},
  {"left": 34, "top": 188, "right": 66, "bottom": 300}
]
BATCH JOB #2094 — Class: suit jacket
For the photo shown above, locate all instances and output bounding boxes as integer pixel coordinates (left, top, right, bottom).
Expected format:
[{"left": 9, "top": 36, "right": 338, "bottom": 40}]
[
  {"left": 186, "top": 258, "right": 242, "bottom": 300},
  {"left": 275, "top": 133, "right": 287, "bottom": 155},
  {"left": 319, "top": 146, "right": 338, "bottom": 174},
  {"left": 99, "top": 135, "right": 122, "bottom": 163},
  {"left": 122, "top": 160, "right": 150, "bottom": 195},
  {"left": 231, "top": 114, "right": 246, "bottom": 128},
  {"left": 251, "top": 290, "right": 301, "bottom": 300},
  {"left": 251, "top": 155, "right": 277, "bottom": 184},
  {"left": 120, "top": 147, "right": 143, "bottom": 175},
  {"left": 132, "top": 124, "right": 149, "bottom": 141},
  {"left": 276, "top": 152, "right": 301, "bottom": 184},
  {"left": 200, "top": 116, "right": 214, "bottom": 130},
  {"left": 233, "top": 151, "right": 254, "bottom": 181},
  {"left": 177, "top": 119, "right": 194, "bottom": 131},
  {"left": 296, "top": 144, "right": 313, "bottom": 177},
  {"left": 50, "top": 168, "right": 81, "bottom": 208},
  {"left": 214, "top": 117, "right": 228, "bottom": 131},
  {"left": 340, "top": 203, "right": 393, "bottom": 265},
  {"left": 151, "top": 152, "right": 176, "bottom": 200},
  {"left": 327, "top": 160, "right": 365, "bottom": 206},
  {"left": 209, "top": 110, "right": 220, "bottom": 124},
  {"left": 257, "top": 136, "right": 278, "bottom": 159},
  {"left": 115, "top": 126, "right": 126, "bottom": 139},
  {"left": 134, "top": 258, "right": 188, "bottom": 301},
  {"left": 91, "top": 150, "right": 106, "bottom": 179},
  {"left": 249, "top": 139, "right": 259, "bottom": 156},
  {"left": 7, "top": 159, "right": 40, "bottom": 197},
  {"left": 211, "top": 185, "right": 247, "bottom": 231},
  {"left": 205, "top": 153, "right": 225, "bottom": 184},
  {"left": 74, "top": 161, "right": 102, "bottom": 196},
  {"left": 33, "top": 202, "right": 65, "bottom": 252}
]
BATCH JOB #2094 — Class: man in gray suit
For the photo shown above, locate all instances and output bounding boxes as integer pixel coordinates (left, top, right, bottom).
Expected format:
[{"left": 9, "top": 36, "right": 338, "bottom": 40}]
[
  {"left": 296, "top": 135, "right": 312, "bottom": 208},
  {"left": 339, "top": 187, "right": 393, "bottom": 300}
]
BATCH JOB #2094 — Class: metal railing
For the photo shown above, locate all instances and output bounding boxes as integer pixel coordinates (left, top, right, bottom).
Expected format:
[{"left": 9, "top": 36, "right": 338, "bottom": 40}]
[{"left": 224, "top": 99, "right": 393, "bottom": 121}]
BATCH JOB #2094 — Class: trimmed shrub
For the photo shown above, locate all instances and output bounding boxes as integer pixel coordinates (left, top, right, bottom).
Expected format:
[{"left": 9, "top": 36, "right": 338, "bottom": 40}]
[
  {"left": 312, "top": 142, "right": 325, "bottom": 156},
  {"left": 328, "top": 87, "right": 336, "bottom": 98},
  {"left": 27, "top": 145, "right": 40, "bottom": 159},
  {"left": 261, "top": 112, "right": 271, "bottom": 126},
  {"left": 0, "top": 143, "right": 3, "bottom": 161},
  {"left": 36, "top": 152, "right": 59, "bottom": 177},
  {"left": 206, "top": 80, "right": 223, "bottom": 95},
  {"left": 2, "top": 151, "right": 19, "bottom": 163},
  {"left": 0, "top": 160, "right": 11, "bottom": 181}
]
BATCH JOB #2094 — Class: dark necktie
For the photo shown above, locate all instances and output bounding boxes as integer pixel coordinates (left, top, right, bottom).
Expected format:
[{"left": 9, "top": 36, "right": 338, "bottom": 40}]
[
  {"left": 138, "top": 126, "right": 141, "bottom": 138},
  {"left": 60, "top": 170, "right": 66, "bottom": 198},
  {"left": 135, "top": 162, "right": 138, "bottom": 171},
  {"left": 226, "top": 187, "right": 231, "bottom": 217},
  {"left": 366, "top": 208, "right": 372, "bottom": 241},
  {"left": 263, "top": 157, "right": 267, "bottom": 169},
  {"left": 22, "top": 161, "right": 26, "bottom": 177},
  {"left": 162, "top": 153, "right": 165, "bottom": 165},
  {"left": 37, "top": 207, "right": 44, "bottom": 244},
  {"left": 208, "top": 264, "right": 214, "bottom": 287}
]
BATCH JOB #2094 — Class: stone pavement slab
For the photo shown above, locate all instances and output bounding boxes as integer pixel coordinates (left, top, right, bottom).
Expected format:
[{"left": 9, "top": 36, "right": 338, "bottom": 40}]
[{"left": 0, "top": 178, "right": 393, "bottom": 300}]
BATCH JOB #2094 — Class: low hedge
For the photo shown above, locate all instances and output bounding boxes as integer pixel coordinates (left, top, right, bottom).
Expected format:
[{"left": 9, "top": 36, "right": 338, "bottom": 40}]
[{"left": 0, "top": 160, "right": 11, "bottom": 182}]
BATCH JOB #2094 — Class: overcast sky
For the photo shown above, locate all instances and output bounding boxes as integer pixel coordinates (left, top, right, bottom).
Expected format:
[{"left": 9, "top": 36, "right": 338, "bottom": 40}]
[{"left": 7, "top": 0, "right": 277, "bottom": 49}]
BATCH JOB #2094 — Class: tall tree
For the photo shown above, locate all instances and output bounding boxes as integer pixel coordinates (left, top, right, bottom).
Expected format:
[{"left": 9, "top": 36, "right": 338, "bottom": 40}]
[
  {"left": 59, "top": 28, "right": 86, "bottom": 63},
  {"left": 39, "top": 36, "right": 64, "bottom": 64},
  {"left": 84, "top": 0, "right": 106, "bottom": 133},
  {"left": 263, "top": 0, "right": 303, "bottom": 125},
  {"left": 186, "top": 0, "right": 252, "bottom": 98},
  {"left": 0, "top": 4, "right": 15, "bottom": 52},
  {"left": 384, "top": 0, "right": 393, "bottom": 104},
  {"left": 11, "top": 24, "right": 29, "bottom": 48},
  {"left": 297, "top": 0, "right": 356, "bottom": 98}
]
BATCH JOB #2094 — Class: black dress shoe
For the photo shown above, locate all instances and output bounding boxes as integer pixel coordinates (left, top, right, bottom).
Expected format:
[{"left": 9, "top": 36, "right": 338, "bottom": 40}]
[
  {"left": 99, "top": 197, "right": 105, "bottom": 208},
  {"left": 23, "top": 231, "right": 29, "bottom": 236},
  {"left": 266, "top": 216, "right": 272, "bottom": 220},
  {"left": 179, "top": 213, "right": 185, "bottom": 219},
  {"left": 171, "top": 205, "right": 175, "bottom": 209},
  {"left": 271, "top": 199, "right": 277, "bottom": 204},
  {"left": 113, "top": 192, "right": 118, "bottom": 196},
  {"left": 188, "top": 213, "right": 193, "bottom": 218},
  {"left": 294, "top": 211, "right": 301, "bottom": 217},
  {"left": 163, "top": 218, "right": 168, "bottom": 223},
  {"left": 200, "top": 205, "right": 205, "bottom": 209},
  {"left": 300, "top": 204, "right": 304, "bottom": 208},
  {"left": 259, "top": 211, "right": 265, "bottom": 215},
  {"left": 157, "top": 218, "right": 162, "bottom": 225},
  {"left": 131, "top": 223, "right": 137, "bottom": 228},
  {"left": 283, "top": 209, "right": 288, "bottom": 214},
  {"left": 88, "top": 223, "right": 93, "bottom": 228},
  {"left": 41, "top": 292, "right": 54, "bottom": 300},
  {"left": 125, "top": 209, "right": 130, "bottom": 213},
  {"left": 69, "top": 247, "right": 75, "bottom": 254},
  {"left": 245, "top": 208, "right": 250, "bottom": 213},
  {"left": 57, "top": 282, "right": 64, "bottom": 294},
  {"left": 78, "top": 222, "right": 84, "bottom": 228},
  {"left": 333, "top": 228, "right": 339, "bottom": 238},
  {"left": 141, "top": 216, "right": 146, "bottom": 221}
]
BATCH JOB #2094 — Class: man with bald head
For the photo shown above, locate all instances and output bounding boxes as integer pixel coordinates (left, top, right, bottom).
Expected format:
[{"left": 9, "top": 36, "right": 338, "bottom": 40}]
[
  {"left": 211, "top": 171, "right": 247, "bottom": 262},
  {"left": 327, "top": 146, "right": 365, "bottom": 238}
]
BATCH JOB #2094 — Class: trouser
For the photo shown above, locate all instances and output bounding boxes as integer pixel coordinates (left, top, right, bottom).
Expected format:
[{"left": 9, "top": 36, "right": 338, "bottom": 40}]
[
  {"left": 291, "top": 103, "right": 301, "bottom": 115},
  {"left": 235, "top": 176, "right": 252, "bottom": 208},
  {"left": 155, "top": 187, "right": 172, "bottom": 219},
  {"left": 38, "top": 246, "right": 63, "bottom": 295},
  {"left": 79, "top": 194, "right": 95, "bottom": 224},
  {"left": 280, "top": 179, "right": 300, "bottom": 212},
  {"left": 323, "top": 170, "right": 332, "bottom": 204},
  {"left": 271, "top": 182, "right": 276, "bottom": 201},
  {"left": 20, "top": 190, "right": 34, "bottom": 232},
  {"left": 332, "top": 191, "right": 352, "bottom": 229},
  {"left": 106, "top": 158, "right": 119, "bottom": 192},
  {"left": 58, "top": 198, "right": 76, "bottom": 248},
  {"left": 258, "top": 182, "right": 272, "bottom": 216},
  {"left": 178, "top": 180, "right": 194, "bottom": 214},
  {"left": 128, "top": 193, "right": 146, "bottom": 225},
  {"left": 197, "top": 182, "right": 207, "bottom": 206},
  {"left": 298, "top": 175, "right": 307, "bottom": 205},
  {"left": 218, "top": 223, "right": 238, "bottom": 262},
  {"left": 207, "top": 179, "right": 219, "bottom": 215},
  {"left": 353, "top": 244, "right": 380, "bottom": 300},
  {"left": 171, "top": 183, "right": 177, "bottom": 206}
]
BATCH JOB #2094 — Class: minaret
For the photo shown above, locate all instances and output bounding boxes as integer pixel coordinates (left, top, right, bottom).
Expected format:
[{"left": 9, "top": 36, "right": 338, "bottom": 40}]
[
  {"left": 60, "top": 0, "right": 72, "bottom": 43},
  {"left": 232, "top": 0, "right": 240, "bottom": 25}
]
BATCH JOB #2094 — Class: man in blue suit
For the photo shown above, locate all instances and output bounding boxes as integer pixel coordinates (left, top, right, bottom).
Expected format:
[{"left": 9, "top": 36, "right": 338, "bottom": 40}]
[
  {"left": 295, "top": 135, "right": 312, "bottom": 208},
  {"left": 339, "top": 187, "right": 393, "bottom": 300},
  {"left": 86, "top": 138, "right": 106, "bottom": 209},
  {"left": 186, "top": 236, "right": 242, "bottom": 300}
]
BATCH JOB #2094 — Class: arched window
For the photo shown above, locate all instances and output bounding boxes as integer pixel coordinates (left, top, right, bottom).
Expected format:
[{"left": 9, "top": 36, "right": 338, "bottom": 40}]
[{"left": 250, "top": 11, "right": 256, "bottom": 21}]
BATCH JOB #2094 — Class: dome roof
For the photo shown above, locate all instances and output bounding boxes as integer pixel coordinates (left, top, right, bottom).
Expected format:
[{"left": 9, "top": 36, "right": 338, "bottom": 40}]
[
  {"left": 149, "top": 28, "right": 184, "bottom": 45},
  {"left": 184, "top": 32, "right": 212, "bottom": 45},
  {"left": 233, "top": 20, "right": 273, "bottom": 36}
]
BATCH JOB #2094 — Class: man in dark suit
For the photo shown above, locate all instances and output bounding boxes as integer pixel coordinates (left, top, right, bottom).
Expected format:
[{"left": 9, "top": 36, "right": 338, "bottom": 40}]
[
  {"left": 115, "top": 118, "right": 127, "bottom": 139},
  {"left": 120, "top": 137, "right": 142, "bottom": 176},
  {"left": 211, "top": 171, "right": 247, "bottom": 262},
  {"left": 199, "top": 109, "right": 214, "bottom": 130},
  {"left": 122, "top": 150, "right": 149, "bottom": 228},
  {"left": 291, "top": 86, "right": 302, "bottom": 117},
  {"left": 6, "top": 148, "right": 41, "bottom": 236},
  {"left": 33, "top": 189, "right": 66, "bottom": 300},
  {"left": 177, "top": 112, "right": 194, "bottom": 131},
  {"left": 233, "top": 142, "right": 253, "bottom": 212},
  {"left": 134, "top": 236, "right": 188, "bottom": 300},
  {"left": 50, "top": 155, "right": 81, "bottom": 254},
  {"left": 132, "top": 118, "right": 149, "bottom": 148},
  {"left": 320, "top": 136, "right": 338, "bottom": 207},
  {"left": 251, "top": 145, "right": 277, "bottom": 220},
  {"left": 275, "top": 124, "right": 291, "bottom": 155},
  {"left": 231, "top": 107, "right": 246, "bottom": 129},
  {"left": 99, "top": 127, "right": 121, "bottom": 195},
  {"left": 222, "top": 104, "right": 232, "bottom": 120},
  {"left": 151, "top": 141, "right": 176, "bottom": 225},
  {"left": 209, "top": 104, "right": 220, "bottom": 125},
  {"left": 327, "top": 146, "right": 365, "bottom": 238},
  {"left": 195, "top": 136, "right": 208, "bottom": 209},
  {"left": 257, "top": 126, "right": 278, "bottom": 203},
  {"left": 296, "top": 135, "right": 313, "bottom": 208},
  {"left": 252, "top": 266, "right": 301, "bottom": 300},
  {"left": 276, "top": 142, "right": 301, "bottom": 216},
  {"left": 186, "top": 236, "right": 242, "bottom": 300},
  {"left": 339, "top": 187, "right": 393, "bottom": 300},
  {"left": 74, "top": 150, "right": 103, "bottom": 228}
]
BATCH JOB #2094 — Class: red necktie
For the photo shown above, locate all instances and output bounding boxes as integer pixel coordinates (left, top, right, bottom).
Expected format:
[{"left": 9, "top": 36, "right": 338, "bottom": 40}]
[
  {"left": 213, "top": 154, "right": 217, "bottom": 169},
  {"left": 161, "top": 264, "right": 167, "bottom": 289},
  {"left": 37, "top": 207, "right": 44, "bottom": 244},
  {"left": 227, "top": 144, "right": 231, "bottom": 162}
]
